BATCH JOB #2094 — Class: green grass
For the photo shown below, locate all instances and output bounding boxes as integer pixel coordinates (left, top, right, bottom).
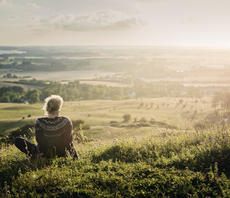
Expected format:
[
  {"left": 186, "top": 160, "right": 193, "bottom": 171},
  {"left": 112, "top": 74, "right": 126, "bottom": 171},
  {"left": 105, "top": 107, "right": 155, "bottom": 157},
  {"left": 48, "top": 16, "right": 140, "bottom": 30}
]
[
  {"left": 1, "top": 125, "right": 230, "bottom": 197},
  {"left": 0, "top": 120, "right": 33, "bottom": 136},
  {"left": 1, "top": 97, "right": 230, "bottom": 197},
  {"left": 0, "top": 97, "right": 218, "bottom": 137},
  {"left": 0, "top": 104, "right": 41, "bottom": 121}
]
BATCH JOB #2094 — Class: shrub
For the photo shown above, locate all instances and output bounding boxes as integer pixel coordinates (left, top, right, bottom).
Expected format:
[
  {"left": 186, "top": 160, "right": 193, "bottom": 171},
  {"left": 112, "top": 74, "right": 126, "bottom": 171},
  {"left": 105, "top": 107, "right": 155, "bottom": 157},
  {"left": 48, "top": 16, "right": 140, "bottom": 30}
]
[
  {"left": 73, "top": 124, "right": 87, "bottom": 143},
  {"left": 110, "top": 121, "right": 119, "bottom": 127},
  {"left": 1, "top": 122, "right": 35, "bottom": 144},
  {"left": 112, "top": 95, "right": 121, "bottom": 100},
  {"left": 123, "top": 114, "right": 131, "bottom": 122},
  {"left": 139, "top": 117, "right": 147, "bottom": 123},
  {"left": 149, "top": 118, "right": 155, "bottom": 124},
  {"left": 139, "top": 102, "right": 144, "bottom": 108},
  {"left": 82, "top": 124, "right": 90, "bottom": 130}
]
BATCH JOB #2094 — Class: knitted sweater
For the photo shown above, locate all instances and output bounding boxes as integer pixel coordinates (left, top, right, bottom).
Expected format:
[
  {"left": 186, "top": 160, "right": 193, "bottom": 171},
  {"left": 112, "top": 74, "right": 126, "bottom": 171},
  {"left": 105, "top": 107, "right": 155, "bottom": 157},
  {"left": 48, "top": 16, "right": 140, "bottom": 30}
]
[{"left": 34, "top": 116, "right": 78, "bottom": 158}]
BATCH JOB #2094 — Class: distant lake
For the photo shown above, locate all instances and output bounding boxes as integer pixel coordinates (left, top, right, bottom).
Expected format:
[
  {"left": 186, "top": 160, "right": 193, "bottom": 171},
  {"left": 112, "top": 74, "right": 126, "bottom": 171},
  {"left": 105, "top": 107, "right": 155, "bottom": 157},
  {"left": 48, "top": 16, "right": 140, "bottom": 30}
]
[{"left": 0, "top": 50, "right": 26, "bottom": 55}]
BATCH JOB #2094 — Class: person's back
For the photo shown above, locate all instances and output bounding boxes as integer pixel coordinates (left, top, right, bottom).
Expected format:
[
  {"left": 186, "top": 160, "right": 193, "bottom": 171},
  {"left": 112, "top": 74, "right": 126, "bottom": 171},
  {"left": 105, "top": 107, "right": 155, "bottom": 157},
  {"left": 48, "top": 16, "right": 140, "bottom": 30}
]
[
  {"left": 35, "top": 116, "right": 76, "bottom": 158},
  {"left": 15, "top": 95, "right": 78, "bottom": 159}
]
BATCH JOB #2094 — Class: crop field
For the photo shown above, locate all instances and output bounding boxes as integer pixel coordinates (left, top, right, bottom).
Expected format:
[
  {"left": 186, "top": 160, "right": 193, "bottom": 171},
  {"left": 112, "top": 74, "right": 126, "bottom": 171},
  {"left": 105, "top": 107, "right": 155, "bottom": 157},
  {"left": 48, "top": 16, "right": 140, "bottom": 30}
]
[
  {"left": 79, "top": 80, "right": 131, "bottom": 87},
  {"left": 0, "top": 82, "right": 44, "bottom": 91},
  {"left": 0, "top": 70, "right": 122, "bottom": 82}
]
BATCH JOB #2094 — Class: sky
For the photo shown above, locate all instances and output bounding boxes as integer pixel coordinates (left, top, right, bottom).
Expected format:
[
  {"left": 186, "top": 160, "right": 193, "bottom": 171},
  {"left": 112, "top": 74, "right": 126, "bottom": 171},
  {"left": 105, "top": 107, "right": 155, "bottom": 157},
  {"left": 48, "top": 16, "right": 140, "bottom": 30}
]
[{"left": 1, "top": 0, "right": 230, "bottom": 47}]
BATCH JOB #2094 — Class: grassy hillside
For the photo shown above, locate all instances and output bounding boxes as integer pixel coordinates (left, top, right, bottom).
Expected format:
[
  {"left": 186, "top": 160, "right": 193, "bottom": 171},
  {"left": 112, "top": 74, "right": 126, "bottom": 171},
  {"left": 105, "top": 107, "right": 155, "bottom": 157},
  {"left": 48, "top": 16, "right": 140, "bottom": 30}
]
[
  {"left": 1, "top": 97, "right": 230, "bottom": 197},
  {"left": 1, "top": 125, "right": 230, "bottom": 197},
  {"left": 0, "top": 97, "right": 215, "bottom": 139}
]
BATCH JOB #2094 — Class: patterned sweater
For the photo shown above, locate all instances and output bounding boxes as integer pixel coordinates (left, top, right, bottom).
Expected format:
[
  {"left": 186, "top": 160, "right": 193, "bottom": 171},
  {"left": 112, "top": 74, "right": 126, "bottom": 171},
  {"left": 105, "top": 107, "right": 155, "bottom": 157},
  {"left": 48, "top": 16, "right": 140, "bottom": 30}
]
[{"left": 34, "top": 116, "right": 78, "bottom": 158}]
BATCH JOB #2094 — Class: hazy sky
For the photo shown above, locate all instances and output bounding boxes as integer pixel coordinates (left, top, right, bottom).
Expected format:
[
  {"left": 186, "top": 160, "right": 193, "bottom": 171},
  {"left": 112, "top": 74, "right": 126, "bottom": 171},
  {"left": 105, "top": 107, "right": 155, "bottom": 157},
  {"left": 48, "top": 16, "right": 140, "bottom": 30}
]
[{"left": 1, "top": 0, "right": 230, "bottom": 47}]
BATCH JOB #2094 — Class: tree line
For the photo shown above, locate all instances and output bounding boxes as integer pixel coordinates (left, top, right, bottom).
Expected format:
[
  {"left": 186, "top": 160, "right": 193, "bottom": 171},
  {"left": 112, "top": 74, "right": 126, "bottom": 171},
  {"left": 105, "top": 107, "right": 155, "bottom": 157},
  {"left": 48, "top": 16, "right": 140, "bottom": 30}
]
[{"left": 0, "top": 80, "right": 204, "bottom": 104}]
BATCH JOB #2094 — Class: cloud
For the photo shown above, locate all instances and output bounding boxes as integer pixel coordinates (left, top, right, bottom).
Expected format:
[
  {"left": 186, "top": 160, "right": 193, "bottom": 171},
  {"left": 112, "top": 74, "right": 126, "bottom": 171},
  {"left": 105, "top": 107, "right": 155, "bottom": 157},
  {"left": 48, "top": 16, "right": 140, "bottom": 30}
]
[
  {"left": 0, "top": 0, "right": 7, "bottom": 4},
  {"left": 26, "top": 3, "right": 41, "bottom": 8},
  {"left": 182, "top": 17, "right": 194, "bottom": 24},
  {"left": 0, "top": 0, "right": 23, "bottom": 7},
  {"left": 35, "top": 10, "right": 147, "bottom": 31},
  {"left": 0, "top": 0, "right": 10, "bottom": 5},
  {"left": 9, "top": 15, "right": 19, "bottom": 19}
]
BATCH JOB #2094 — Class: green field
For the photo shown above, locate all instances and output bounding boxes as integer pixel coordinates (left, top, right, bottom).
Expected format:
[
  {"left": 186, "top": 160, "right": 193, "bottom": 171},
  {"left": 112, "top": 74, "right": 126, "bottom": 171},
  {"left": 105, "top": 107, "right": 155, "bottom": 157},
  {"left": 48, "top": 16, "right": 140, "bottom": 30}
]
[
  {"left": 0, "top": 97, "right": 215, "bottom": 140},
  {"left": 1, "top": 97, "right": 230, "bottom": 197}
]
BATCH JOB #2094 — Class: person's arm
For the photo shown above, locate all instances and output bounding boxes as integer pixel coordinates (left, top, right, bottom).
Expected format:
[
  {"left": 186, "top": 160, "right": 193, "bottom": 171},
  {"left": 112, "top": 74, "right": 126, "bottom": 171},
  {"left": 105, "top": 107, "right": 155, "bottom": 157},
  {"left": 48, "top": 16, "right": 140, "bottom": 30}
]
[
  {"left": 34, "top": 119, "right": 46, "bottom": 153},
  {"left": 65, "top": 118, "right": 79, "bottom": 159}
]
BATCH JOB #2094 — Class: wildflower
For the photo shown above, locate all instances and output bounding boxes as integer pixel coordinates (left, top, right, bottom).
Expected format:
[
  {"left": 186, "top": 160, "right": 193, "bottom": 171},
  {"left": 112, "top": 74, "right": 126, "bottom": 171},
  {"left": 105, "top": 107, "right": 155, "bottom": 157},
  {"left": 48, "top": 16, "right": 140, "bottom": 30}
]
[
  {"left": 6, "top": 190, "right": 10, "bottom": 194},
  {"left": 23, "top": 190, "right": 26, "bottom": 193}
]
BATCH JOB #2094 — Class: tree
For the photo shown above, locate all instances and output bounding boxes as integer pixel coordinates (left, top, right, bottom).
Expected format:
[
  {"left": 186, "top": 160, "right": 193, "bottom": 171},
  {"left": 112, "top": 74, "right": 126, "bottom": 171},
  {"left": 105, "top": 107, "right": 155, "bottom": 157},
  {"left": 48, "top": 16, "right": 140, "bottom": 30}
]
[
  {"left": 3, "top": 92, "right": 17, "bottom": 102},
  {"left": 0, "top": 87, "right": 12, "bottom": 97},
  {"left": 123, "top": 114, "right": 131, "bottom": 122},
  {"left": 11, "top": 86, "right": 24, "bottom": 94},
  {"left": 6, "top": 73, "right": 12, "bottom": 78},
  {"left": 41, "top": 90, "right": 51, "bottom": 100},
  {"left": 26, "top": 89, "right": 40, "bottom": 104},
  {"left": 29, "top": 93, "right": 40, "bottom": 104},
  {"left": 0, "top": 96, "right": 10, "bottom": 102},
  {"left": 92, "top": 87, "right": 100, "bottom": 99},
  {"left": 83, "top": 92, "right": 92, "bottom": 100},
  {"left": 179, "top": 99, "right": 183, "bottom": 104}
]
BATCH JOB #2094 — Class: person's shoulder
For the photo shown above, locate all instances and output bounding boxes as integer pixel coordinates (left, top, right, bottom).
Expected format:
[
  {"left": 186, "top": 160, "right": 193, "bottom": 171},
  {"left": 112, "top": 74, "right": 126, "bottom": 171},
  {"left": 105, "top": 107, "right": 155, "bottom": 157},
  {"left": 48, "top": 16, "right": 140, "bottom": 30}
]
[
  {"left": 62, "top": 116, "right": 72, "bottom": 123},
  {"left": 35, "top": 117, "right": 46, "bottom": 123},
  {"left": 62, "top": 116, "right": 72, "bottom": 127}
]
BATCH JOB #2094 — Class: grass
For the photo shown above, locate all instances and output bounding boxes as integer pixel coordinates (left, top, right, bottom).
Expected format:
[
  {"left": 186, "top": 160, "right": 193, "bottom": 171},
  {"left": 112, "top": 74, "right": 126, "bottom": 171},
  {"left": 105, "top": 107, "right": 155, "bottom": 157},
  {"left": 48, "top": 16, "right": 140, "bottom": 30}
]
[
  {"left": 1, "top": 124, "right": 230, "bottom": 197},
  {"left": 0, "top": 97, "right": 218, "bottom": 136},
  {"left": 0, "top": 104, "right": 41, "bottom": 121},
  {"left": 1, "top": 97, "right": 230, "bottom": 197}
]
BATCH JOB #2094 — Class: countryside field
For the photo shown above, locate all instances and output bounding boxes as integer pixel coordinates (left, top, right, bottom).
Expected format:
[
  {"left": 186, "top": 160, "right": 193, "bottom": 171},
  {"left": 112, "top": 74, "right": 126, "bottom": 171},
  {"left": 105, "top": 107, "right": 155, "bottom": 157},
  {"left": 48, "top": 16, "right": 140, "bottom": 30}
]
[
  {"left": 1, "top": 46, "right": 230, "bottom": 197},
  {"left": 1, "top": 97, "right": 230, "bottom": 197},
  {"left": 0, "top": 97, "right": 214, "bottom": 141}
]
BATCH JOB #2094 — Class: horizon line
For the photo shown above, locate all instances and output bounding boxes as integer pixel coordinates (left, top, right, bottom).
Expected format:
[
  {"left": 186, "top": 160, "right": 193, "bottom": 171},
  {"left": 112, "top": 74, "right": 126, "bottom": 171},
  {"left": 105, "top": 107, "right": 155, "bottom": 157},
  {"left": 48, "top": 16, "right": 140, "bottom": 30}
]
[{"left": 0, "top": 45, "right": 228, "bottom": 49}]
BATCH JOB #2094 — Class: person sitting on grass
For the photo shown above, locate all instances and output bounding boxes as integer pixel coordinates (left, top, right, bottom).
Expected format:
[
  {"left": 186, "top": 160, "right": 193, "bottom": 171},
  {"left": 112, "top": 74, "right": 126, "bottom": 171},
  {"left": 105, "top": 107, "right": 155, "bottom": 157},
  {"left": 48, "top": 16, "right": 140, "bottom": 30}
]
[{"left": 14, "top": 95, "right": 78, "bottom": 159}]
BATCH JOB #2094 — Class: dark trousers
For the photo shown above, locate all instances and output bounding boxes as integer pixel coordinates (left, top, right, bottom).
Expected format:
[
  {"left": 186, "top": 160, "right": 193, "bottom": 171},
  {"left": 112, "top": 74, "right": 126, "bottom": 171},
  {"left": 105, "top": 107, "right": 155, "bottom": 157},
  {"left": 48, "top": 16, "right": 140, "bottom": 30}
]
[{"left": 14, "top": 137, "right": 39, "bottom": 157}]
